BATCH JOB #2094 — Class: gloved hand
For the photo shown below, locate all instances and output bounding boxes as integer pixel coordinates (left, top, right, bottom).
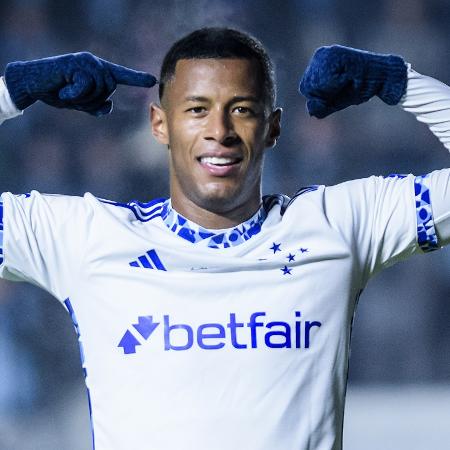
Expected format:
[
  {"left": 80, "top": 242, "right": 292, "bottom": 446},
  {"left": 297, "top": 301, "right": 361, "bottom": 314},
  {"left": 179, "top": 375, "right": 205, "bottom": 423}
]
[
  {"left": 4, "top": 52, "right": 157, "bottom": 116},
  {"left": 299, "top": 45, "right": 407, "bottom": 118}
]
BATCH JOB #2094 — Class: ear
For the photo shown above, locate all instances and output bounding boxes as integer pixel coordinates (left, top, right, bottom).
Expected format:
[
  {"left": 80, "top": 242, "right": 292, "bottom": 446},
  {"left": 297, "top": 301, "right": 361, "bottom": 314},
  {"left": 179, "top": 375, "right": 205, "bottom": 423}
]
[
  {"left": 150, "top": 102, "right": 169, "bottom": 145},
  {"left": 265, "top": 108, "right": 282, "bottom": 148}
]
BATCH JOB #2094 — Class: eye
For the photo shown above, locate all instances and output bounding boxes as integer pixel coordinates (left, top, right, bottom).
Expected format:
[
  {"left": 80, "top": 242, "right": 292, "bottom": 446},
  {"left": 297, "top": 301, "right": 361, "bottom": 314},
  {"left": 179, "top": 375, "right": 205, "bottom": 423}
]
[
  {"left": 232, "top": 106, "right": 255, "bottom": 116},
  {"left": 186, "top": 106, "right": 207, "bottom": 114}
]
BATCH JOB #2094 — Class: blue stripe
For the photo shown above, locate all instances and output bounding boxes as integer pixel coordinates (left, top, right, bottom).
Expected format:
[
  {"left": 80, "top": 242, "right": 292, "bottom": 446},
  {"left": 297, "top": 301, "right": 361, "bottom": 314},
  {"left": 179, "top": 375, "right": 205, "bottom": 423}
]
[
  {"left": 138, "top": 255, "right": 153, "bottom": 269},
  {"left": 129, "top": 197, "right": 167, "bottom": 209},
  {"left": 133, "top": 209, "right": 163, "bottom": 222},
  {"left": 147, "top": 249, "right": 167, "bottom": 271},
  {"left": 128, "top": 203, "right": 164, "bottom": 217},
  {"left": 63, "top": 298, "right": 96, "bottom": 450},
  {"left": 286, "top": 186, "right": 319, "bottom": 211},
  {"left": 145, "top": 212, "right": 162, "bottom": 221},
  {"left": 263, "top": 193, "right": 290, "bottom": 215},
  {"left": 414, "top": 174, "right": 439, "bottom": 252},
  {"left": 98, "top": 197, "right": 166, "bottom": 223}
]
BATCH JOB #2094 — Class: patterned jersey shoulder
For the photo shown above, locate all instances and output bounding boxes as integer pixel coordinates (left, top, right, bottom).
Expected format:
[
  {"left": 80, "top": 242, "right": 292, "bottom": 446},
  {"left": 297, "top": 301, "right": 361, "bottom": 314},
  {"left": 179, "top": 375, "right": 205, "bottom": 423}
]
[{"left": 96, "top": 196, "right": 167, "bottom": 222}]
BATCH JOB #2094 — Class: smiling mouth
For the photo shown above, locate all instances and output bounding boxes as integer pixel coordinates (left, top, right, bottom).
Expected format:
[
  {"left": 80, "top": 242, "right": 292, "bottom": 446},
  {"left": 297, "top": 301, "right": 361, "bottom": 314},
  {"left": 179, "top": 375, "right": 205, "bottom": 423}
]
[
  {"left": 197, "top": 156, "right": 243, "bottom": 166},
  {"left": 196, "top": 155, "right": 243, "bottom": 177}
]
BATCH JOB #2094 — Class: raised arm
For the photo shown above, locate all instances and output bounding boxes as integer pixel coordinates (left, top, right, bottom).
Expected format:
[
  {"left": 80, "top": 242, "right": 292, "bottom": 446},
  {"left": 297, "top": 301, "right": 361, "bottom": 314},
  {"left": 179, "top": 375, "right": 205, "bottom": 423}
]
[
  {"left": 0, "top": 52, "right": 157, "bottom": 123},
  {"left": 299, "top": 45, "right": 450, "bottom": 256}
]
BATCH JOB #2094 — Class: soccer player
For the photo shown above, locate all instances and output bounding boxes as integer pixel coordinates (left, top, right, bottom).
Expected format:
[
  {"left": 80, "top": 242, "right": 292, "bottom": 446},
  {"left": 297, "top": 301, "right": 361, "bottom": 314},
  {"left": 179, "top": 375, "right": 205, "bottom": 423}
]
[{"left": 0, "top": 27, "right": 449, "bottom": 450}]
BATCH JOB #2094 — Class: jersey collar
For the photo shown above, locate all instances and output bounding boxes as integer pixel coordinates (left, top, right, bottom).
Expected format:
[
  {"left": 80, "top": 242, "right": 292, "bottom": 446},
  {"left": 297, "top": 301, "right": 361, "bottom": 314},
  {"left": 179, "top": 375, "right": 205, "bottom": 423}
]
[{"left": 160, "top": 199, "right": 268, "bottom": 249}]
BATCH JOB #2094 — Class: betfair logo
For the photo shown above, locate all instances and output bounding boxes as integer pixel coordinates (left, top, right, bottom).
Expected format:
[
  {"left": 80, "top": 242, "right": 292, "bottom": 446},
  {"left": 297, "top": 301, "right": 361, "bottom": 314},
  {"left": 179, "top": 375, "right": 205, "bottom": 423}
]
[{"left": 118, "top": 312, "right": 322, "bottom": 354}]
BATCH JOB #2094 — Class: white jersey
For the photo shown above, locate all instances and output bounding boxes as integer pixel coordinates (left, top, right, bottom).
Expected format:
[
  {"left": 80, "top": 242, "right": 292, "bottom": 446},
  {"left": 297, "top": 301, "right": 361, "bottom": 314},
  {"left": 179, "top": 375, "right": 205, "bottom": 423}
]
[
  {"left": 0, "top": 68, "right": 449, "bottom": 450},
  {"left": 0, "top": 170, "right": 449, "bottom": 450}
]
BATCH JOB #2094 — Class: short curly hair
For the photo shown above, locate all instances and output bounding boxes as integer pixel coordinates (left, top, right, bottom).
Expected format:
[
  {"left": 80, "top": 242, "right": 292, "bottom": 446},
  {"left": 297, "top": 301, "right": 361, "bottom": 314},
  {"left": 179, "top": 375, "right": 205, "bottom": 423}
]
[{"left": 159, "top": 27, "right": 276, "bottom": 110}]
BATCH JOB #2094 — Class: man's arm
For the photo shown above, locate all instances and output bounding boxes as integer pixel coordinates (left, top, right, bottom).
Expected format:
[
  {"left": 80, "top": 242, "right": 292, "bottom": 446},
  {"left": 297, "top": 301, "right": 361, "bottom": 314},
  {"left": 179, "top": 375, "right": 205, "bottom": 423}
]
[
  {"left": 398, "top": 67, "right": 450, "bottom": 244},
  {"left": 299, "top": 46, "right": 450, "bottom": 271},
  {"left": 0, "top": 52, "right": 158, "bottom": 296}
]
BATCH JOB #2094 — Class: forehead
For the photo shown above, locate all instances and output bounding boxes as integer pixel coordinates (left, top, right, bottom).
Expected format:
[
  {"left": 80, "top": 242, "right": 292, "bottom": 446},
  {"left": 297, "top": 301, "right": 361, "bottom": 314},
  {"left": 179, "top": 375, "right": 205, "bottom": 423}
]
[{"left": 164, "top": 58, "right": 264, "bottom": 102}]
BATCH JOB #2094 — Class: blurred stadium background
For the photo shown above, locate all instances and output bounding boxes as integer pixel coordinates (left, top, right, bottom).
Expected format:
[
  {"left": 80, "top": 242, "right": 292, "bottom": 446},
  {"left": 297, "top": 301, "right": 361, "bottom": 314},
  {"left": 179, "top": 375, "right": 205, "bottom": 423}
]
[{"left": 0, "top": 0, "right": 449, "bottom": 448}]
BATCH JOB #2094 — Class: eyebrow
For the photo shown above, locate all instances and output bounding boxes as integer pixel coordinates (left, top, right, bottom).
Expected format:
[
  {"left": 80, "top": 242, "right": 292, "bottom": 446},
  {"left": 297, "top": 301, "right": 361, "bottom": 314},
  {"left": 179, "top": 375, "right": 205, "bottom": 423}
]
[
  {"left": 184, "top": 96, "right": 209, "bottom": 103},
  {"left": 183, "top": 95, "right": 262, "bottom": 104}
]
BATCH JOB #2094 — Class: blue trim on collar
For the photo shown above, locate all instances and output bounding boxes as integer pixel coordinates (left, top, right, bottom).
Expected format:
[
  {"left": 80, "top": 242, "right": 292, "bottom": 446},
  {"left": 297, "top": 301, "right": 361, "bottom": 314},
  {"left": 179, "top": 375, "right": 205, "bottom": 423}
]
[{"left": 160, "top": 197, "right": 284, "bottom": 248}]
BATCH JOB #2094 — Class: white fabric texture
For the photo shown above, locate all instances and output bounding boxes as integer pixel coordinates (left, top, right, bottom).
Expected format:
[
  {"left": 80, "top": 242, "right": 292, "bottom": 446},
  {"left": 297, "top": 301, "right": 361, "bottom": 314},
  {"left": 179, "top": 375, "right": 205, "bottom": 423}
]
[
  {"left": 0, "top": 77, "right": 22, "bottom": 124},
  {"left": 0, "top": 170, "right": 443, "bottom": 450},
  {"left": 401, "top": 66, "right": 450, "bottom": 244},
  {"left": 401, "top": 65, "right": 450, "bottom": 152}
]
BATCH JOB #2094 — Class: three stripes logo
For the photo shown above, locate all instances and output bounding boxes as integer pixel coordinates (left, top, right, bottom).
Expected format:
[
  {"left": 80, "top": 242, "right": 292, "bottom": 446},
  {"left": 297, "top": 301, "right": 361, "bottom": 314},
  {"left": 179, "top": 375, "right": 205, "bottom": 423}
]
[{"left": 129, "top": 249, "right": 167, "bottom": 271}]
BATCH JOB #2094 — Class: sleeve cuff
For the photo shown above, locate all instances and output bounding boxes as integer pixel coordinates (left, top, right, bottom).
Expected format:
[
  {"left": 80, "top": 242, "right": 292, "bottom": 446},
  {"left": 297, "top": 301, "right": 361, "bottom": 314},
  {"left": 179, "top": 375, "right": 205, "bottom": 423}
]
[
  {"left": 414, "top": 173, "right": 440, "bottom": 252},
  {"left": 0, "top": 76, "right": 22, "bottom": 124}
]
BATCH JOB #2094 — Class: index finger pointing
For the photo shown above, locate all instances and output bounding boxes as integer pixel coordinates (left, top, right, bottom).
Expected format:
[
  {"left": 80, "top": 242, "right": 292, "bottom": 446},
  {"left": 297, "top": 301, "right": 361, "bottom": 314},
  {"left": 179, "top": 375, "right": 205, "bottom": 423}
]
[{"left": 103, "top": 60, "right": 157, "bottom": 88}]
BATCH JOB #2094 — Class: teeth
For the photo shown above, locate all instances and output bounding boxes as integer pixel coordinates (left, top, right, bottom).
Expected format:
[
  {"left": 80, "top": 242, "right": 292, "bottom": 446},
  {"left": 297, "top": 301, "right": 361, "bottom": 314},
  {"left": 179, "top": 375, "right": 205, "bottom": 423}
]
[{"left": 200, "top": 156, "right": 237, "bottom": 165}]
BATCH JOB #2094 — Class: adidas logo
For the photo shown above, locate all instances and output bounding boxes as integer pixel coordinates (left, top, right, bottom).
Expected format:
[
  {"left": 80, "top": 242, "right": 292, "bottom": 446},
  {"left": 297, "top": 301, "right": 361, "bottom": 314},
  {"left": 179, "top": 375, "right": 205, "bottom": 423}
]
[{"left": 129, "top": 249, "right": 166, "bottom": 271}]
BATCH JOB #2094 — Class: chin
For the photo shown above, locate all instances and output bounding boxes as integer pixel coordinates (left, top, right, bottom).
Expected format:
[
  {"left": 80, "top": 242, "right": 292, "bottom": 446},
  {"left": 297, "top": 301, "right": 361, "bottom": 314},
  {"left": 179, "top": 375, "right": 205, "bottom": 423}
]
[{"left": 194, "top": 188, "right": 242, "bottom": 214}]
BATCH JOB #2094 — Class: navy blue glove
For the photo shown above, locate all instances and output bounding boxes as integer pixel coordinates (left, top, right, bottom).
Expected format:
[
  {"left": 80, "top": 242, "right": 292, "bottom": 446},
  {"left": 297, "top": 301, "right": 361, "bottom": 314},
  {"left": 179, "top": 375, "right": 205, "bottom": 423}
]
[
  {"left": 299, "top": 45, "right": 407, "bottom": 118},
  {"left": 4, "top": 52, "right": 157, "bottom": 116}
]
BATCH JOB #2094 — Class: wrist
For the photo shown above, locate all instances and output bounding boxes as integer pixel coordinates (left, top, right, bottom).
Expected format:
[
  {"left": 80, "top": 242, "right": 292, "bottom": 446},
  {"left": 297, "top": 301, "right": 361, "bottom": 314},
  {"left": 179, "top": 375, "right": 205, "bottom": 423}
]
[
  {"left": 0, "top": 77, "right": 23, "bottom": 123},
  {"left": 4, "top": 61, "right": 36, "bottom": 110},
  {"left": 372, "top": 53, "right": 408, "bottom": 105}
]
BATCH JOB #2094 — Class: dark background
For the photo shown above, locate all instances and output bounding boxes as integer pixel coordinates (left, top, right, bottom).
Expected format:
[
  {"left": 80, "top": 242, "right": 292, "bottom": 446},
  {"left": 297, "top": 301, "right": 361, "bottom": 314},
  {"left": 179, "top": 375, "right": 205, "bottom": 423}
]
[{"left": 0, "top": 0, "right": 449, "bottom": 448}]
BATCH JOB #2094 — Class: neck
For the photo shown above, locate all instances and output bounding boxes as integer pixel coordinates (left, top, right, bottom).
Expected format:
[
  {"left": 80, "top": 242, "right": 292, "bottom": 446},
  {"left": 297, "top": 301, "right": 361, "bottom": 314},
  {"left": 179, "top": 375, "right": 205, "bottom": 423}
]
[{"left": 170, "top": 195, "right": 262, "bottom": 229}]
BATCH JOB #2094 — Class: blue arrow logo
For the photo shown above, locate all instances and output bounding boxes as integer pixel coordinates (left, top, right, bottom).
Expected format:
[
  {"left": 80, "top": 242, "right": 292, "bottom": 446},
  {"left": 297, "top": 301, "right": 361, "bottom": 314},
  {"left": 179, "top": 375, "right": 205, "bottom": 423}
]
[
  {"left": 118, "top": 330, "right": 141, "bottom": 354},
  {"left": 133, "top": 316, "right": 160, "bottom": 340}
]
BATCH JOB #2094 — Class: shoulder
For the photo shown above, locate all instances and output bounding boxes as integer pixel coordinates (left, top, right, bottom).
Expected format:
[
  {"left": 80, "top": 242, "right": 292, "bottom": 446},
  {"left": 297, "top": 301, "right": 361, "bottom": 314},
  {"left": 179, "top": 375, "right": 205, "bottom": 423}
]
[
  {"left": 1, "top": 190, "right": 168, "bottom": 227},
  {"left": 94, "top": 196, "right": 167, "bottom": 222},
  {"left": 286, "top": 174, "right": 415, "bottom": 206},
  {"left": 278, "top": 174, "right": 415, "bottom": 222}
]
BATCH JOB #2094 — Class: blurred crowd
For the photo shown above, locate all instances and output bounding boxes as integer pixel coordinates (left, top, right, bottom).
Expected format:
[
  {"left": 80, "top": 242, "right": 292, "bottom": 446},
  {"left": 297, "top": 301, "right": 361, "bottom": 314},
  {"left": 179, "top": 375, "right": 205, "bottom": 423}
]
[{"left": 0, "top": 0, "right": 449, "bottom": 447}]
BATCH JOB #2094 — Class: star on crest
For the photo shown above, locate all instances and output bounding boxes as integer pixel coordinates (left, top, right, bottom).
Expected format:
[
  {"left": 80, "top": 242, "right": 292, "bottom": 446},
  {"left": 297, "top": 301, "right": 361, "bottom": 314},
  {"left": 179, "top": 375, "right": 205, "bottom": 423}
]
[
  {"left": 287, "top": 253, "right": 295, "bottom": 262},
  {"left": 299, "top": 247, "right": 309, "bottom": 253},
  {"left": 270, "top": 242, "right": 282, "bottom": 253}
]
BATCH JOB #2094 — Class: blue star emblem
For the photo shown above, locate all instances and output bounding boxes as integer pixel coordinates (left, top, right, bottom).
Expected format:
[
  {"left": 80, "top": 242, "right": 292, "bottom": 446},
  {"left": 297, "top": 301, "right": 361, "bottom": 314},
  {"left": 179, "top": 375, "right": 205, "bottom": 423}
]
[
  {"left": 281, "top": 265, "right": 292, "bottom": 275},
  {"left": 300, "top": 247, "right": 309, "bottom": 253},
  {"left": 287, "top": 253, "right": 295, "bottom": 262},
  {"left": 270, "top": 242, "right": 281, "bottom": 253}
]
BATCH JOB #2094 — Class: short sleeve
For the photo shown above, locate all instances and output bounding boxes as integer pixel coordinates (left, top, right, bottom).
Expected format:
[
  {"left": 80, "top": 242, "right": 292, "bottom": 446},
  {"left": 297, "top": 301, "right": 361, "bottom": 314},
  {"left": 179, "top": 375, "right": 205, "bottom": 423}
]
[
  {"left": 324, "top": 170, "right": 448, "bottom": 283},
  {"left": 0, "top": 190, "right": 92, "bottom": 301}
]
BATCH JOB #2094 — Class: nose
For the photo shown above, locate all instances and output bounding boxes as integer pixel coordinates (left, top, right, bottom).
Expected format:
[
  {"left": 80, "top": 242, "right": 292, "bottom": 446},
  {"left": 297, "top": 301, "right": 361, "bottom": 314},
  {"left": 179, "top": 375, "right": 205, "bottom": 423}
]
[{"left": 204, "top": 107, "right": 240, "bottom": 146}]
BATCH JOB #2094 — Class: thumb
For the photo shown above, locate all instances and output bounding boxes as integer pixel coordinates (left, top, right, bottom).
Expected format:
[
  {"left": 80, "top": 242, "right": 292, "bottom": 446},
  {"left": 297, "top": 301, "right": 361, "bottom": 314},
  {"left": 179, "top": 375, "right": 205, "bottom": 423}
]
[
  {"left": 306, "top": 98, "right": 334, "bottom": 119},
  {"left": 90, "top": 100, "right": 114, "bottom": 116}
]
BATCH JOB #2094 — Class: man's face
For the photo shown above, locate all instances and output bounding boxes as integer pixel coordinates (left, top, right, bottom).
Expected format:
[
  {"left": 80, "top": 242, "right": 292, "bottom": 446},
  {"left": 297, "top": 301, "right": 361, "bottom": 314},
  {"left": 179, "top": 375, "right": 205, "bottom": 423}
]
[{"left": 151, "top": 58, "right": 281, "bottom": 219}]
